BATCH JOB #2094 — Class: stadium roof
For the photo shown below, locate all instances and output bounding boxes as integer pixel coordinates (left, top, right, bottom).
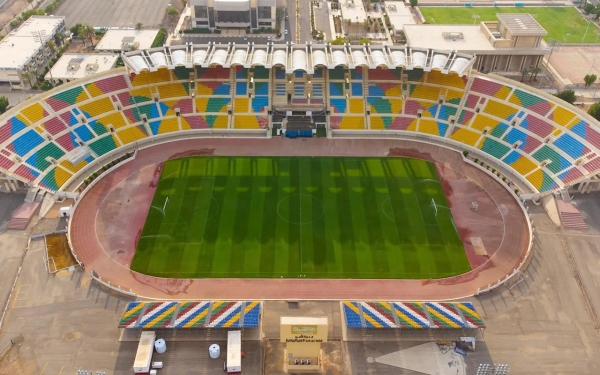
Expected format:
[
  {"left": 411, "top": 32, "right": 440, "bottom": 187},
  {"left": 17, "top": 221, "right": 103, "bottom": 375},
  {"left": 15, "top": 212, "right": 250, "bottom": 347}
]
[
  {"left": 45, "top": 53, "right": 119, "bottom": 81},
  {"left": 95, "top": 29, "right": 160, "bottom": 52},
  {"left": 123, "top": 43, "right": 476, "bottom": 76},
  {"left": 0, "top": 16, "right": 65, "bottom": 71}
]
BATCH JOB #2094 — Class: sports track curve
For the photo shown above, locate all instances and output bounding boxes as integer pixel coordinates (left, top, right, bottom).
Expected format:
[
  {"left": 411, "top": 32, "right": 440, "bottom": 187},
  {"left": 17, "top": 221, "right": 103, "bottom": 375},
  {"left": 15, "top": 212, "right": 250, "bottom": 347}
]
[{"left": 69, "top": 138, "right": 530, "bottom": 300}]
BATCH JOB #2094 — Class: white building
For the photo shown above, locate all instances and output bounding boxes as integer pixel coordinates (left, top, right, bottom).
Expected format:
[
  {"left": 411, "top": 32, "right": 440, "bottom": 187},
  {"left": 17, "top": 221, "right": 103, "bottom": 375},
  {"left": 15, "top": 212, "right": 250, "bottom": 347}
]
[
  {"left": 0, "top": 16, "right": 66, "bottom": 87},
  {"left": 95, "top": 29, "right": 160, "bottom": 53},
  {"left": 404, "top": 14, "right": 549, "bottom": 73},
  {"left": 190, "top": 0, "right": 276, "bottom": 30},
  {"left": 45, "top": 53, "right": 119, "bottom": 84}
]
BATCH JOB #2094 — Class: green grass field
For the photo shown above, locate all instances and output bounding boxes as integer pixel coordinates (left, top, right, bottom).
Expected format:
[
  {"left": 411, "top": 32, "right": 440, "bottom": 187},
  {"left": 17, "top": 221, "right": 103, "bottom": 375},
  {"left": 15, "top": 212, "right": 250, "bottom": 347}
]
[
  {"left": 420, "top": 7, "right": 598, "bottom": 43},
  {"left": 130, "top": 157, "right": 471, "bottom": 279}
]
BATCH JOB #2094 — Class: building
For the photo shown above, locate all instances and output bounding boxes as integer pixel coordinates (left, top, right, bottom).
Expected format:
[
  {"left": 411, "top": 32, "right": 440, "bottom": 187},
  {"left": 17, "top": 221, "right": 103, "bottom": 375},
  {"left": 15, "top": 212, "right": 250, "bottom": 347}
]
[
  {"left": 95, "top": 29, "right": 160, "bottom": 53},
  {"left": 189, "top": 0, "right": 276, "bottom": 30},
  {"left": 383, "top": 1, "right": 414, "bottom": 34},
  {"left": 0, "top": 16, "right": 66, "bottom": 88},
  {"left": 45, "top": 53, "right": 119, "bottom": 85},
  {"left": 403, "top": 13, "right": 548, "bottom": 73}
]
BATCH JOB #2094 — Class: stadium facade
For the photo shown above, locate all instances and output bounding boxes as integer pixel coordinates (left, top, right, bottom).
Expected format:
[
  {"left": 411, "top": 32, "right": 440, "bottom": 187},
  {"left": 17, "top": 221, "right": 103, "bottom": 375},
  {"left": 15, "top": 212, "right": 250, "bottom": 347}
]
[
  {"left": 0, "top": 43, "right": 598, "bottom": 197},
  {"left": 190, "top": 0, "right": 277, "bottom": 30}
]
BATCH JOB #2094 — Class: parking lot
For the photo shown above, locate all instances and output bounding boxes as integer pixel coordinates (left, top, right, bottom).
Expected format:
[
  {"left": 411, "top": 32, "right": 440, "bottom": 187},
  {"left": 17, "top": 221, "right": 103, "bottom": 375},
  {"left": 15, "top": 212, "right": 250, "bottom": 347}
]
[{"left": 51, "top": 0, "right": 181, "bottom": 28}]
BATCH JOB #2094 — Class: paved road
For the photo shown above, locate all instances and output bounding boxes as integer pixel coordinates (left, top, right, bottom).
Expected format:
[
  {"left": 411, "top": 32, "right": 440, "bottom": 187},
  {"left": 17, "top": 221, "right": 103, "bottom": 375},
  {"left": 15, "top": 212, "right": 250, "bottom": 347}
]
[{"left": 285, "top": 0, "right": 311, "bottom": 43}]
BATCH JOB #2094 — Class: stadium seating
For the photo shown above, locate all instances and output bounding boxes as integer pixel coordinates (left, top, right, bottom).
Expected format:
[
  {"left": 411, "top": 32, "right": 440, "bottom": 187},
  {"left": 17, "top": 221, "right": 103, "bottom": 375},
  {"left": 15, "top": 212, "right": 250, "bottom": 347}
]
[{"left": 1, "top": 64, "right": 599, "bottom": 195}]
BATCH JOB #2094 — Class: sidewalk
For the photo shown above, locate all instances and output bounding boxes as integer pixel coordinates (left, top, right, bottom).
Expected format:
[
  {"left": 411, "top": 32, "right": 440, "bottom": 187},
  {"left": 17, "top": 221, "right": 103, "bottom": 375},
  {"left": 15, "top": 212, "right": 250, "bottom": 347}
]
[{"left": 166, "top": 6, "right": 192, "bottom": 46}]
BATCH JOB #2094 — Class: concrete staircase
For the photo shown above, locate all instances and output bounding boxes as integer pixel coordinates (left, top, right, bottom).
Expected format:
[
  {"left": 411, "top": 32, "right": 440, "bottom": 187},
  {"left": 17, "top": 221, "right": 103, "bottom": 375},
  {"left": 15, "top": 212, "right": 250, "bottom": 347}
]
[{"left": 556, "top": 200, "right": 588, "bottom": 230}]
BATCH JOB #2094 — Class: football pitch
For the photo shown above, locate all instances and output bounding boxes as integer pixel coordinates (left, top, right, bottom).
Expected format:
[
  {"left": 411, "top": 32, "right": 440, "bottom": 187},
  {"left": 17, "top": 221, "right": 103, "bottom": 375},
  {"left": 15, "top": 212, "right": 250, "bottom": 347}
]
[{"left": 130, "top": 156, "right": 471, "bottom": 279}]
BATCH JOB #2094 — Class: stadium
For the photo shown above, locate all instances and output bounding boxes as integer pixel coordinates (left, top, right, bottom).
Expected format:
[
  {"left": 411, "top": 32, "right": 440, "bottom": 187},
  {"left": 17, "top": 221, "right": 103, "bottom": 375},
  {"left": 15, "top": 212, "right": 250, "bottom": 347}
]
[{"left": 3, "top": 41, "right": 600, "bottom": 372}]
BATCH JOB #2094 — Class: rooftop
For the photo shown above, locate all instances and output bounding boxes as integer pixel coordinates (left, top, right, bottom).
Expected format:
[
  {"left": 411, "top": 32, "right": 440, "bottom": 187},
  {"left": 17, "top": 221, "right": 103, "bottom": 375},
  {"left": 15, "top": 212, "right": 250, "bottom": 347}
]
[
  {"left": 0, "top": 16, "right": 65, "bottom": 71},
  {"left": 341, "top": 0, "right": 368, "bottom": 21},
  {"left": 95, "top": 29, "right": 160, "bottom": 52},
  {"left": 45, "top": 53, "right": 119, "bottom": 81},
  {"left": 384, "top": 1, "right": 415, "bottom": 29},
  {"left": 497, "top": 13, "right": 547, "bottom": 36},
  {"left": 404, "top": 24, "right": 548, "bottom": 54}
]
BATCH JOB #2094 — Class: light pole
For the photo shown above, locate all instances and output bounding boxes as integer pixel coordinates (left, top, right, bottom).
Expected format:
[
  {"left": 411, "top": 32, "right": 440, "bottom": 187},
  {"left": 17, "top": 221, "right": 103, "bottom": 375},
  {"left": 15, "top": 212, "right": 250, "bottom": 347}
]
[
  {"left": 472, "top": 14, "right": 480, "bottom": 25},
  {"left": 589, "top": 58, "right": 597, "bottom": 75}
]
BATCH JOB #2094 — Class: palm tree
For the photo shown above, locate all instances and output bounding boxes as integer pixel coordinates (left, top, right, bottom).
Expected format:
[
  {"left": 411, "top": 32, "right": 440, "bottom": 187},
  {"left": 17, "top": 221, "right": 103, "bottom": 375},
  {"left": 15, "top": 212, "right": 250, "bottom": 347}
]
[
  {"left": 20, "top": 71, "right": 33, "bottom": 88},
  {"left": 167, "top": 6, "right": 180, "bottom": 34},
  {"left": 529, "top": 66, "right": 542, "bottom": 82},
  {"left": 135, "top": 22, "right": 143, "bottom": 30},
  {"left": 77, "top": 25, "right": 87, "bottom": 46},
  {"left": 46, "top": 39, "right": 56, "bottom": 54},
  {"left": 84, "top": 24, "right": 96, "bottom": 47},
  {"left": 520, "top": 67, "right": 530, "bottom": 82}
]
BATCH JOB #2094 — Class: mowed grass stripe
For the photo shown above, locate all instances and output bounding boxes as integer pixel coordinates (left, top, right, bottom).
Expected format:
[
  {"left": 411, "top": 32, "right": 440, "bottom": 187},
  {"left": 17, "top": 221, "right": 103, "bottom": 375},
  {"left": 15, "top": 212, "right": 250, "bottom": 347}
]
[{"left": 131, "top": 156, "right": 471, "bottom": 279}]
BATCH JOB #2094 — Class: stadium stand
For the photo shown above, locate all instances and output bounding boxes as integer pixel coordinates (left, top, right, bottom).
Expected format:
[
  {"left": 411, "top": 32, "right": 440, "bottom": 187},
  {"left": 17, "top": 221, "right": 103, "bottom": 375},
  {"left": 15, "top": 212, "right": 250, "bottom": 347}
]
[
  {"left": 1, "top": 44, "right": 600, "bottom": 196},
  {"left": 118, "top": 300, "right": 261, "bottom": 329},
  {"left": 342, "top": 301, "right": 486, "bottom": 329}
]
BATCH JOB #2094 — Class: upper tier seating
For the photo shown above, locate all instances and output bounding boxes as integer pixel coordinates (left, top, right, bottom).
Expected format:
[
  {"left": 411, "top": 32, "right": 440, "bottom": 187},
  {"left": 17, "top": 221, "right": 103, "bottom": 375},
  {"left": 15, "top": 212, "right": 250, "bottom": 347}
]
[{"left": 1, "top": 66, "right": 599, "bottom": 195}]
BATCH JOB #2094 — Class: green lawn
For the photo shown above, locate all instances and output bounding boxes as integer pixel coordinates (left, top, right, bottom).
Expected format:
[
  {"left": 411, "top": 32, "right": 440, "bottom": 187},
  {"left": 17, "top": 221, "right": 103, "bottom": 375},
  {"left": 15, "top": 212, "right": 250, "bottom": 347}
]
[
  {"left": 420, "top": 7, "right": 598, "bottom": 43},
  {"left": 130, "top": 156, "right": 471, "bottom": 279}
]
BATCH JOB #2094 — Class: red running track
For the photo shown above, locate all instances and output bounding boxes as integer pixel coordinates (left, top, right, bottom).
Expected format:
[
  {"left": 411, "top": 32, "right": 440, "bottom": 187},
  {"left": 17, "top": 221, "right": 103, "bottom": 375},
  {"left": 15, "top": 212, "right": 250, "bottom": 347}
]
[{"left": 69, "top": 138, "right": 530, "bottom": 300}]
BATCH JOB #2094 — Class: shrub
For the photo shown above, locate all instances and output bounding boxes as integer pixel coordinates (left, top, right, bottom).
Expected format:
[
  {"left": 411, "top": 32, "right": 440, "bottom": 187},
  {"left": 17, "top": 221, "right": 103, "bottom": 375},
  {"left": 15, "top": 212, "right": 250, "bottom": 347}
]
[
  {"left": 474, "top": 158, "right": 479, "bottom": 163},
  {"left": 514, "top": 189, "right": 519, "bottom": 195},
  {"left": 462, "top": 150, "right": 469, "bottom": 157},
  {"left": 151, "top": 28, "right": 168, "bottom": 48}
]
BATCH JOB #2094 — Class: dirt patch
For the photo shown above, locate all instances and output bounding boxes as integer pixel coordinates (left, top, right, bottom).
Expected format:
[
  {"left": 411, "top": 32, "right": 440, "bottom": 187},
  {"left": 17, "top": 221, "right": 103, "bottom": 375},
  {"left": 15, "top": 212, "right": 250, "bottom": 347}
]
[
  {"left": 0, "top": 338, "right": 38, "bottom": 375},
  {"left": 46, "top": 233, "right": 77, "bottom": 271}
]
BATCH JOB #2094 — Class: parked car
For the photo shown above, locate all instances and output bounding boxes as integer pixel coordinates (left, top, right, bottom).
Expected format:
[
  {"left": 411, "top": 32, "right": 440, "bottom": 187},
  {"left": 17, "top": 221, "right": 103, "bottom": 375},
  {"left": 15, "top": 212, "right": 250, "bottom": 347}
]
[{"left": 284, "top": 29, "right": 288, "bottom": 35}]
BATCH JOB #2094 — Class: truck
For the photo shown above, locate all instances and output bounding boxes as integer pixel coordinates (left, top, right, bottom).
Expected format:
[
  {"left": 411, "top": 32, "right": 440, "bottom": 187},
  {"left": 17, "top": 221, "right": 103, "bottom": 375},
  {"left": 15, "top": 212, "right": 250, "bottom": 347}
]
[
  {"left": 133, "top": 331, "right": 156, "bottom": 374},
  {"left": 226, "top": 330, "right": 241, "bottom": 374}
]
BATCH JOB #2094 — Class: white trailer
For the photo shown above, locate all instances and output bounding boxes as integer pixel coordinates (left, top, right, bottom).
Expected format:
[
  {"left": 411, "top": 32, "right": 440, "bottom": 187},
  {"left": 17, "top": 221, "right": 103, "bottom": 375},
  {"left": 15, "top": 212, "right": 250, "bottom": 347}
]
[
  {"left": 226, "top": 330, "right": 242, "bottom": 374},
  {"left": 133, "top": 331, "right": 156, "bottom": 374}
]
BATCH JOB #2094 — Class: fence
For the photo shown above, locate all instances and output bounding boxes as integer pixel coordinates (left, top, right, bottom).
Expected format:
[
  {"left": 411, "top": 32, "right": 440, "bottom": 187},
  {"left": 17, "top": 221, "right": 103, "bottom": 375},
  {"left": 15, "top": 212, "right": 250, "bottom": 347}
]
[{"left": 90, "top": 271, "right": 136, "bottom": 298}]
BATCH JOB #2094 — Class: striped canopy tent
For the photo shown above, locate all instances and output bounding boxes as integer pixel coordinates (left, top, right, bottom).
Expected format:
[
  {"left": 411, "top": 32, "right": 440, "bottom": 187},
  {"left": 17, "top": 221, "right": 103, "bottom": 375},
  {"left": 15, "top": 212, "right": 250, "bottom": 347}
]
[
  {"left": 343, "top": 301, "right": 485, "bottom": 335},
  {"left": 118, "top": 300, "right": 261, "bottom": 329}
]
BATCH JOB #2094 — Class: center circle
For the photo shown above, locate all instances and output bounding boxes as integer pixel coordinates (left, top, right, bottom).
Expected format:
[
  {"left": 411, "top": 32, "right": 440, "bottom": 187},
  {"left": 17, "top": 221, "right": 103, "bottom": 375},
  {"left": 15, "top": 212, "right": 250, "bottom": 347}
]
[{"left": 277, "top": 194, "right": 324, "bottom": 225}]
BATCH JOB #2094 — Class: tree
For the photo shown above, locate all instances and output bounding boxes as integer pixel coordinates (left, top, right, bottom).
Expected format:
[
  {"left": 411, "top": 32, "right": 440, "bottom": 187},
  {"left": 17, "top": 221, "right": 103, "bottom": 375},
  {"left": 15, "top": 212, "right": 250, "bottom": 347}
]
[
  {"left": 167, "top": 6, "right": 180, "bottom": 34},
  {"left": 135, "top": 22, "right": 143, "bottom": 30},
  {"left": 83, "top": 24, "right": 96, "bottom": 47},
  {"left": 182, "top": 0, "right": 187, "bottom": 7},
  {"left": 553, "top": 89, "right": 576, "bottom": 104},
  {"left": 70, "top": 23, "right": 83, "bottom": 36},
  {"left": 76, "top": 25, "right": 87, "bottom": 46},
  {"left": 20, "top": 71, "right": 33, "bottom": 87},
  {"left": 584, "top": 73, "right": 597, "bottom": 88},
  {"left": 46, "top": 39, "right": 56, "bottom": 54},
  {"left": 584, "top": 3, "right": 595, "bottom": 14},
  {"left": 520, "top": 67, "right": 530, "bottom": 82},
  {"left": 529, "top": 66, "right": 542, "bottom": 82},
  {"left": 588, "top": 102, "right": 600, "bottom": 121},
  {"left": 409, "top": 0, "right": 418, "bottom": 8},
  {"left": 0, "top": 96, "right": 8, "bottom": 114},
  {"left": 330, "top": 36, "right": 348, "bottom": 45}
]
